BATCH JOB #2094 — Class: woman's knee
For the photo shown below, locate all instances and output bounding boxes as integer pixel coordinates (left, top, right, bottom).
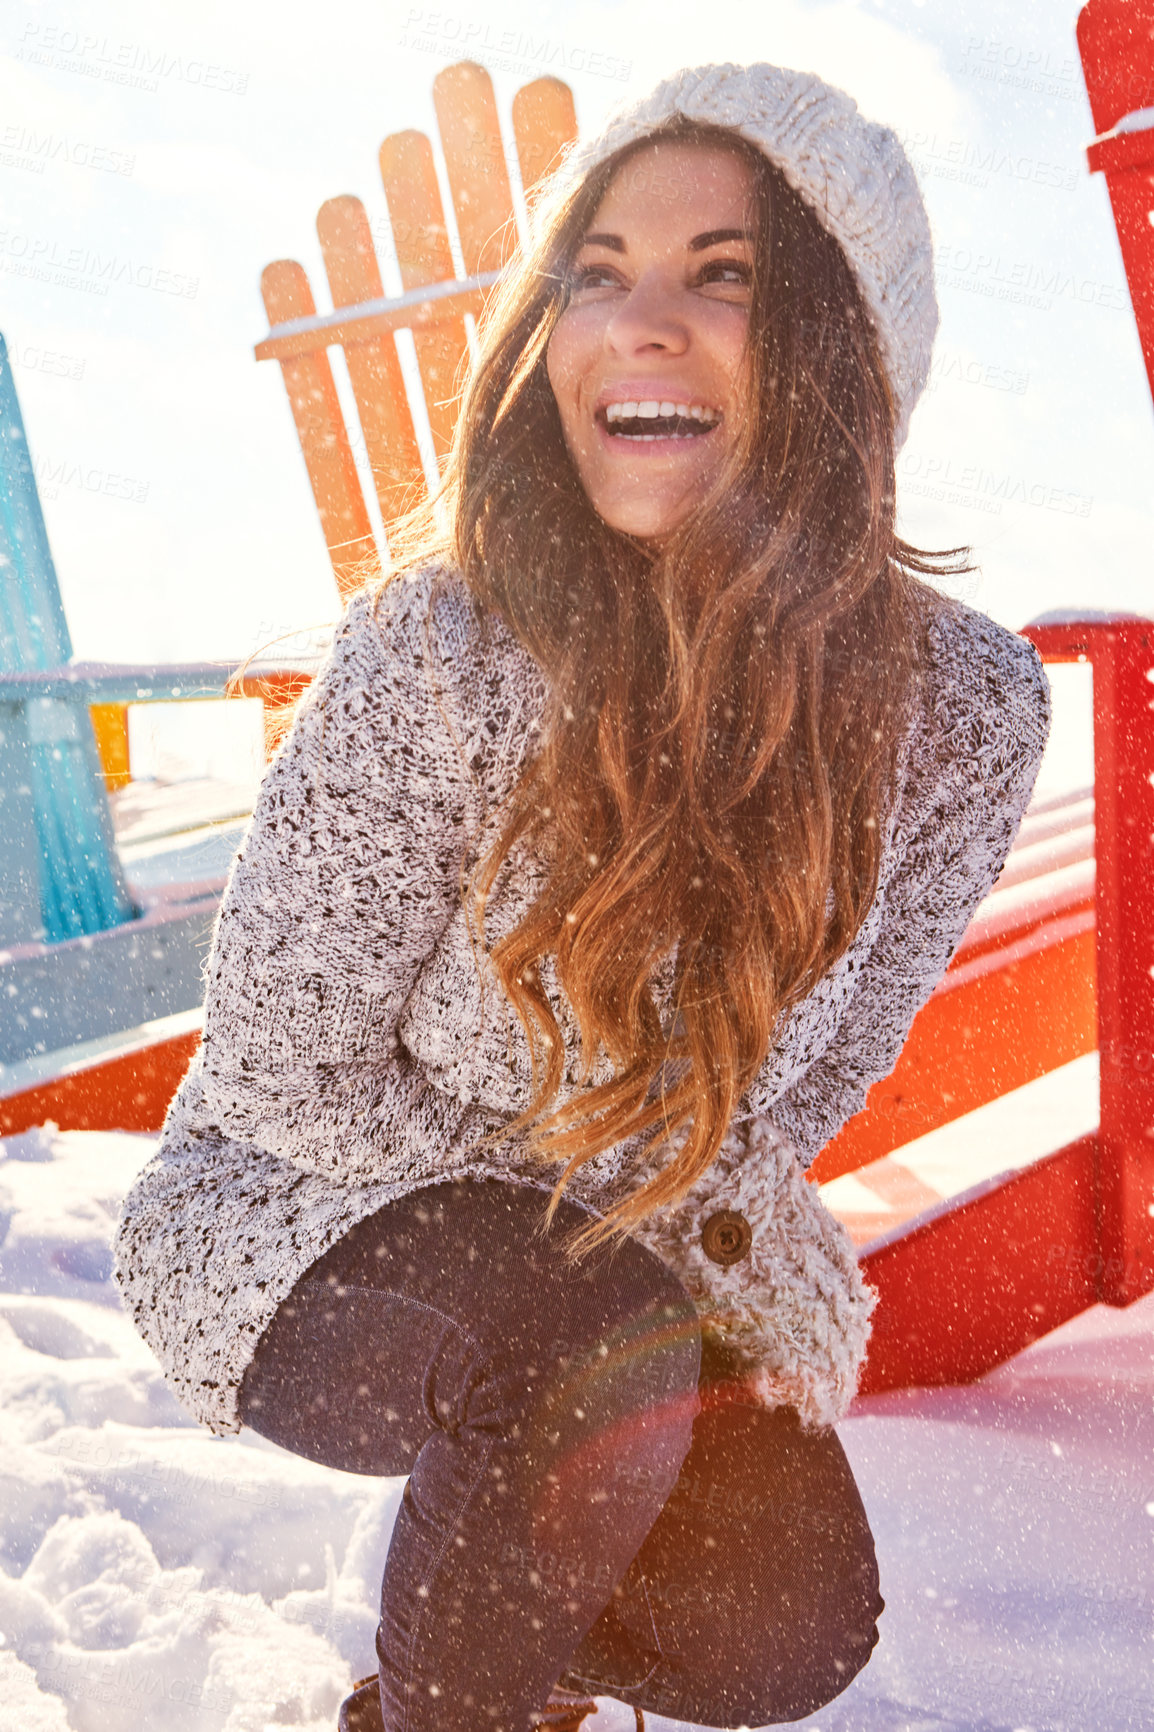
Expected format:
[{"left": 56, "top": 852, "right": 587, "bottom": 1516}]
[
  {"left": 718, "top": 1571, "right": 884, "bottom": 1726},
  {"left": 689, "top": 1624, "right": 882, "bottom": 1729},
  {"left": 639, "top": 1402, "right": 884, "bottom": 1728}
]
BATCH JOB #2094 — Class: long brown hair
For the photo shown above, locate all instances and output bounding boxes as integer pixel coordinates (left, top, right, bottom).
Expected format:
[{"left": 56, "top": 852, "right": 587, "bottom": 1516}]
[{"left": 380, "top": 119, "right": 965, "bottom": 1256}]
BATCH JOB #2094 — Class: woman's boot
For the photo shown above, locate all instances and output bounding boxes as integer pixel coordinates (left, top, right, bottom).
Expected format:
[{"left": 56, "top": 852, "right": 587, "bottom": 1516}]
[
  {"left": 337, "top": 1675, "right": 383, "bottom": 1732},
  {"left": 532, "top": 1696, "right": 601, "bottom": 1729},
  {"left": 536, "top": 1700, "right": 643, "bottom": 1731}
]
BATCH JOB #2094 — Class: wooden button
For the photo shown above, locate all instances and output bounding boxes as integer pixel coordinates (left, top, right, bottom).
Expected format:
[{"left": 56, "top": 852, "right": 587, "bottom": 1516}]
[{"left": 701, "top": 1209, "right": 753, "bottom": 1265}]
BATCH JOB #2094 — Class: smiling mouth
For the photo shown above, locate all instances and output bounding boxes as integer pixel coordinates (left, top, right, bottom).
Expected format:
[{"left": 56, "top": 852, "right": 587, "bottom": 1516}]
[{"left": 597, "top": 401, "right": 723, "bottom": 440}]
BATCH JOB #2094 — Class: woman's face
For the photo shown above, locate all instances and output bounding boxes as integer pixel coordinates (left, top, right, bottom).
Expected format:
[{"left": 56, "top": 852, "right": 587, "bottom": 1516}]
[{"left": 546, "top": 138, "right": 757, "bottom": 543}]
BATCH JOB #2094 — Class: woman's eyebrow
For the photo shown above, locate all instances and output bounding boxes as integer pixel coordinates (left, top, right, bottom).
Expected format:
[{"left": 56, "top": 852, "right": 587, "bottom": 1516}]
[
  {"left": 689, "top": 228, "right": 753, "bottom": 251},
  {"left": 577, "top": 228, "right": 753, "bottom": 253}
]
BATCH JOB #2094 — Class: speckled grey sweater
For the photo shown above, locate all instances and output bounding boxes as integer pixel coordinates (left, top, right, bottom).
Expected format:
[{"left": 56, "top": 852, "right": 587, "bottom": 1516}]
[{"left": 112, "top": 563, "right": 1051, "bottom": 1438}]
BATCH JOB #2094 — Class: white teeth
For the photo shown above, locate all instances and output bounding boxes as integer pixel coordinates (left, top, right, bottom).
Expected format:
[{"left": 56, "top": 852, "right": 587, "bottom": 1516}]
[{"left": 603, "top": 400, "right": 722, "bottom": 424}]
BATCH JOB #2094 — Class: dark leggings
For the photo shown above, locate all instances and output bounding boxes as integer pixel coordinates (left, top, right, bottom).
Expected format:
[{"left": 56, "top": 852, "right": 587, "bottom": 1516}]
[{"left": 239, "top": 1179, "right": 883, "bottom": 1731}]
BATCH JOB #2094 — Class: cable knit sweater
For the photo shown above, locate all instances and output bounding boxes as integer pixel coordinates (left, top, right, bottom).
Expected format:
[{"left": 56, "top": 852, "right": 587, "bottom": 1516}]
[{"left": 112, "top": 563, "right": 1051, "bottom": 1438}]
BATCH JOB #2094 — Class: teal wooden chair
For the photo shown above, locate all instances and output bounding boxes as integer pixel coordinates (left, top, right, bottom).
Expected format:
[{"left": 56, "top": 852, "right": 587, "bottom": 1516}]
[
  {"left": 0, "top": 334, "right": 134, "bottom": 946},
  {"left": 0, "top": 333, "right": 306, "bottom": 1070}
]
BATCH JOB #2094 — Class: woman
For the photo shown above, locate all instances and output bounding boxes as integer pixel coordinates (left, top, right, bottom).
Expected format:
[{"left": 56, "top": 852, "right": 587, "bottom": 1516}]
[{"left": 113, "top": 62, "right": 1051, "bottom": 1732}]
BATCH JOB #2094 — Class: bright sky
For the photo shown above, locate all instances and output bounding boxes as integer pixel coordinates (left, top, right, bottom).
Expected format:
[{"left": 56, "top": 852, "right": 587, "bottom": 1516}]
[{"left": 1, "top": 0, "right": 1150, "bottom": 667}]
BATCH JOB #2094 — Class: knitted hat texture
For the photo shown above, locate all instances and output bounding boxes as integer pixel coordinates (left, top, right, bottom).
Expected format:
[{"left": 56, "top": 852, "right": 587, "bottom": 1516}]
[{"left": 547, "top": 62, "right": 938, "bottom": 450}]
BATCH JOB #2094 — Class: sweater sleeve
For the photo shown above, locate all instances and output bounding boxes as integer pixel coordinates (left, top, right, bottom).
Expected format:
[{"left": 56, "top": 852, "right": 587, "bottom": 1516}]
[
  {"left": 761, "top": 611, "right": 1053, "bottom": 1172},
  {"left": 188, "top": 571, "right": 493, "bottom": 1183}
]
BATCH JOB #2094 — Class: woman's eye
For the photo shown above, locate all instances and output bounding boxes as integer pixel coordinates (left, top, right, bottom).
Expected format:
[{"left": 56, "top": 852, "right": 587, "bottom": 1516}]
[
  {"left": 571, "top": 263, "right": 620, "bottom": 291},
  {"left": 698, "top": 259, "right": 752, "bottom": 287}
]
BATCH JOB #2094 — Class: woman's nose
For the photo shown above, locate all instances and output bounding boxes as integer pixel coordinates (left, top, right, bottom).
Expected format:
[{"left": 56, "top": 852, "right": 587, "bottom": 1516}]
[{"left": 603, "top": 272, "right": 690, "bottom": 355}]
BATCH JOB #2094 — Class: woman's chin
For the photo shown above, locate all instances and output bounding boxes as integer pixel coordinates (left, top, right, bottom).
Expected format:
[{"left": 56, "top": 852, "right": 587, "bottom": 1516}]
[{"left": 592, "top": 492, "right": 701, "bottom": 543}]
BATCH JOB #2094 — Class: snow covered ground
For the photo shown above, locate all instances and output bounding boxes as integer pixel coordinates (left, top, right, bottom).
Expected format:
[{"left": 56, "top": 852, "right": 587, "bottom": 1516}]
[{"left": 2, "top": 1122, "right": 1151, "bottom": 1732}]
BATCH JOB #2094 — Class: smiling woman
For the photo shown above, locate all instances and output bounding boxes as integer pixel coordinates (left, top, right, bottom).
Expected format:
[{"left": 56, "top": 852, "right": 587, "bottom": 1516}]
[
  {"left": 113, "top": 60, "right": 1052, "bottom": 1732},
  {"left": 545, "top": 140, "right": 756, "bottom": 540}
]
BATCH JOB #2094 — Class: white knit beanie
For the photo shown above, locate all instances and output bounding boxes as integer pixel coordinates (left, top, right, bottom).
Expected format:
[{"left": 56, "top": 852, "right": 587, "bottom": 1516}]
[{"left": 546, "top": 62, "right": 938, "bottom": 451}]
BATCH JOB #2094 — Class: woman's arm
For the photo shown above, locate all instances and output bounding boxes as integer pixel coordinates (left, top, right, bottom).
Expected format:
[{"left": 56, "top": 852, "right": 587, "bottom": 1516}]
[
  {"left": 627, "top": 614, "right": 1053, "bottom": 1425},
  {"left": 757, "top": 609, "right": 1053, "bottom": 1170},
  {"left": 187, "top": 569, "right": 501, "bottom": 1182}
]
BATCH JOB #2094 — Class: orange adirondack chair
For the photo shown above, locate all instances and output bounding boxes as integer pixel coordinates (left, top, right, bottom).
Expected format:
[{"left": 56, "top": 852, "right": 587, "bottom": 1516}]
[{"left": 254, "top": 62, "right": 577, "bottom": 594}]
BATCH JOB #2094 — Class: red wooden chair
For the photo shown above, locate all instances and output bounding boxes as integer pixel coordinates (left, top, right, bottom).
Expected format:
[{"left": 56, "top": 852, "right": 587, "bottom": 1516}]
[{"left": 850, "top": 0, "right": 1154, "bottom": 1387}]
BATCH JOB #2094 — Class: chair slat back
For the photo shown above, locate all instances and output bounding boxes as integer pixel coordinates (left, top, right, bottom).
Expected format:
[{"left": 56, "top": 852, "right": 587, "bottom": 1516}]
[
  {"left": 256, "top": 63, "right": 579, "bottom": 593},
  {"left": 318, "top": 195, "right": 425, "bottom": 526},
  {"left": 379, "top": 127, "right": 471, "bottom": 466},
  {"left": 0, "top": 336, "right": 132, "bottom": 945},
  {"left": 0, "top": 342, "right": 72, "bottom": 676},
  {"left": 259, "top": 259, "right": 376, "bottom": 594},
  {"left": 512, "top": 76, "right": 579, "bottom": 194},
  {"left": 1077, "top": 0, "right": 1154, "bottom": 415},
  {"left": 433, "top": 61, "right": 519, "bottom": 275}
]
